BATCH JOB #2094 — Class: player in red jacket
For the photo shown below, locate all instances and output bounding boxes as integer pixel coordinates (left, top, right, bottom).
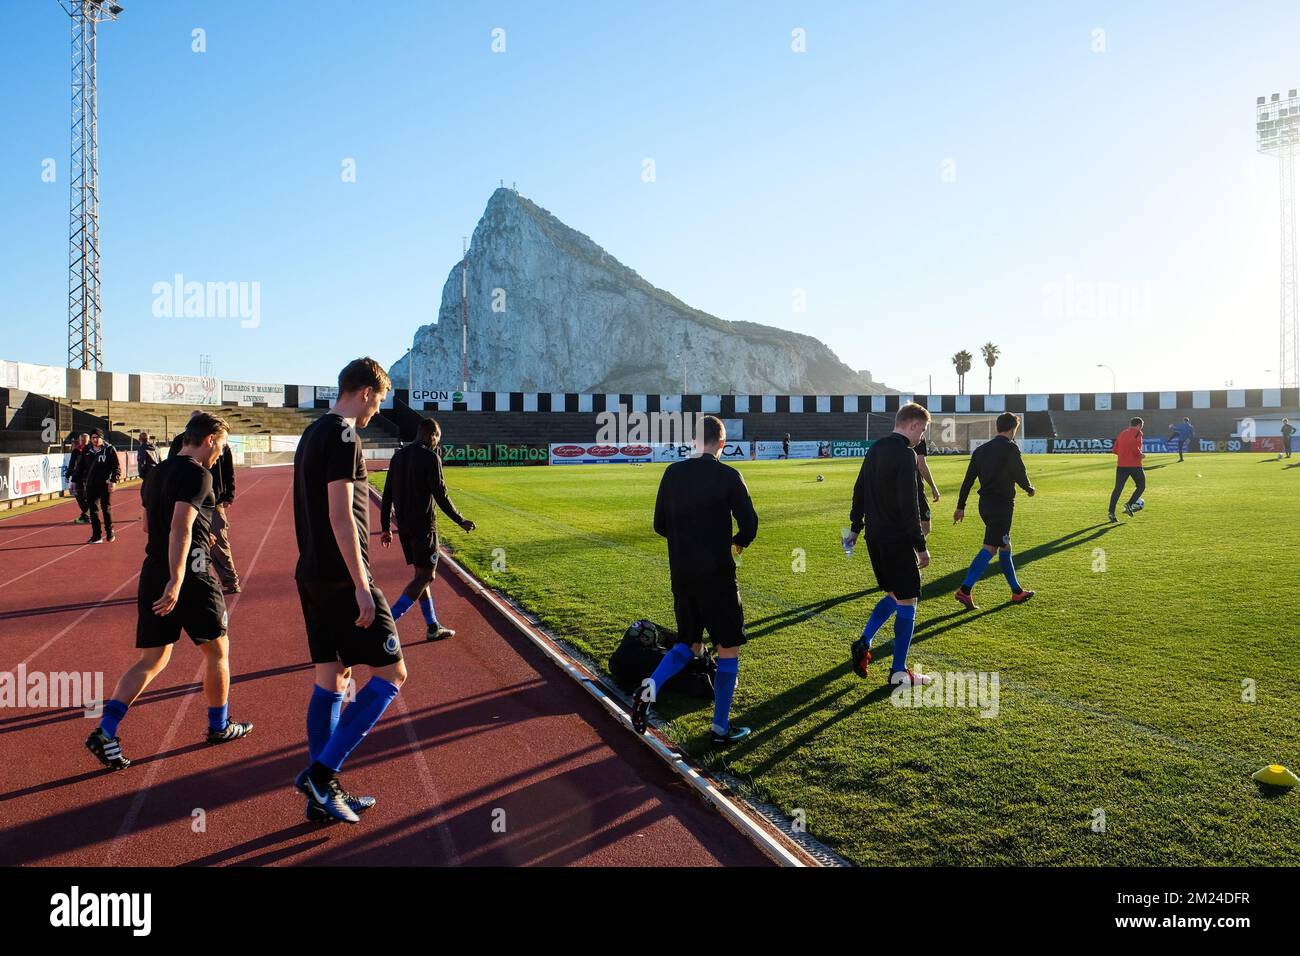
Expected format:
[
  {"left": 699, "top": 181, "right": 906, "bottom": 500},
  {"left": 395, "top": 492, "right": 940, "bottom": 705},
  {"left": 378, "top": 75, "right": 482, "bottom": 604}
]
[{"left": 1108, "top": 417, "right": 1146, "bottom": 521}]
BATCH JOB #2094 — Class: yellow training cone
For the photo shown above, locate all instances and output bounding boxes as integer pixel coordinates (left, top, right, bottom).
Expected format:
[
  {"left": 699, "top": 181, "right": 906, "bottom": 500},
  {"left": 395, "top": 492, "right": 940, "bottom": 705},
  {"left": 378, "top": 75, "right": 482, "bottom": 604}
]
[{"left": 1252, "top": 764, "right": 1299, "bottom": 788}]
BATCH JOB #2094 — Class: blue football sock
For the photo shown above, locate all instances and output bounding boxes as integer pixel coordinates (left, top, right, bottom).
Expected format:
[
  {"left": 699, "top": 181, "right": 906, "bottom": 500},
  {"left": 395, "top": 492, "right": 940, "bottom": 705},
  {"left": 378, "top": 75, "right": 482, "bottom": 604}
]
[
  {"left": 962, "top": 548, "right": 994, "bottom": 591},
  {"left": 317, "top": 677, "right": 400, "bottom": 772},
  {"left": 999, "top": 548, "right": 1022, "bottom": 593},
  {"left": 99, "top": 699, "right": 128, "bottom": 738},
  {"left": 711, "top": 657, "right": 739, "bottom": 733},
  {"left": 207, "top": 703, "right": 229, "bottom": 732},
  {"left": 648, "top": 642, "right": 694, "bottom": 696},
  {"left": 860, "top": 595, "right": 898, "bottom": 649},
  {"left": 419, "top": 594, "right": 436, "bottom": 625},
  {"left": 391, "top": 595, "right": 414, "bottom": 621},
  {"left": 306, "top": 685, "right": 345, "bottom": 762},
  {"left": 890, "top": 604, "right": 917, "bottom": 673}
]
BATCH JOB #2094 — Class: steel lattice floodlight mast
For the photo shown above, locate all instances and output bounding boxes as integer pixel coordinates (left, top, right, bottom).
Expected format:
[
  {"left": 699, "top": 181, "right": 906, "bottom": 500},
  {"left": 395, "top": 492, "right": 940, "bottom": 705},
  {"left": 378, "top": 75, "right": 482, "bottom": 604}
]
[
  {"left": 1257, "top": 90, "right": 1300, "bottom": 390},
  {"left": 61, "top": 0, "right": 122, "bottom": 372}
]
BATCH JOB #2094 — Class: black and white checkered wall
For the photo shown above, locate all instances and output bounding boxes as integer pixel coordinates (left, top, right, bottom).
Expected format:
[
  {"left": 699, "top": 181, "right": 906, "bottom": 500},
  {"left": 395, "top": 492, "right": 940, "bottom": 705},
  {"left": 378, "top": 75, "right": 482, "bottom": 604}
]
[{"left": 387, "top": 388, "right": 1300, "bottom": 414}]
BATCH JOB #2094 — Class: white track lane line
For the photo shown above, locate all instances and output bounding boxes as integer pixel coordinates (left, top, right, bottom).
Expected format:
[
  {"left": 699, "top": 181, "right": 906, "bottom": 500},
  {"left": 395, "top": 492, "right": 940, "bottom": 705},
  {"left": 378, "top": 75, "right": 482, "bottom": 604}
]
[
  {"left": 0, "top": 520, "right": 69, "bottom": 547},
  {"left": 7, "top": 478, "right": 268, "bottom": 664},
  {"left": 393, "top": 694, "right": 463, "bottom": 865},
  {"left": 0, "top": 541, "right": 93, "bottom": 590}
]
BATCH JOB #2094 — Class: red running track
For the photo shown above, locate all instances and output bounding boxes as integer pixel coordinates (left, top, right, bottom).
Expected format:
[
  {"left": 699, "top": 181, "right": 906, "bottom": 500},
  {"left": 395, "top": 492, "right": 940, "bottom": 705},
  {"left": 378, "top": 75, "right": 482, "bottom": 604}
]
[{"left": 0, "top": 466, "right": 769, "bottom": 867}]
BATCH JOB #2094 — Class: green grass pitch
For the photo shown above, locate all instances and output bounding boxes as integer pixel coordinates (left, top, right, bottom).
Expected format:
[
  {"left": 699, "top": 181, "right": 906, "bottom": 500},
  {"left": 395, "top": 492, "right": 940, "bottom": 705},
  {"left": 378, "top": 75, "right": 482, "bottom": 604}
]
[{"left": 372, "top": 452, "right": 1300, "bottom": 865}]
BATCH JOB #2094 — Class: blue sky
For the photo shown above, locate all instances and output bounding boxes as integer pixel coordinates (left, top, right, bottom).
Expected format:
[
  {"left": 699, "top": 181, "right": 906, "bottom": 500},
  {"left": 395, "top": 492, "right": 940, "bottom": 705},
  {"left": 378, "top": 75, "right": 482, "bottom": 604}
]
[{"left": 1, "top": 0, "right": 1296, "bottom": 393}]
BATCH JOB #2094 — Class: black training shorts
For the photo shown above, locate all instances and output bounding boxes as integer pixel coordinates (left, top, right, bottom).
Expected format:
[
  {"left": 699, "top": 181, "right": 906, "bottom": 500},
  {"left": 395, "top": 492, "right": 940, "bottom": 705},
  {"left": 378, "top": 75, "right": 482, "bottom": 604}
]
[
  {"left": 978, "top": 497, "right": 1014, "bottom": 549},
  {"left": 398, "top": 527, "right": 438, "bottom": 571},
  {"left": 866, "top": 537, "right": 922, "bottom": 601},
  {"left": 671, "top": 578, "right": 746, "bottom": 649},
  {"left": 917, "top": 483, "right": 932, "bottom": 522},
  {"left": 296, "top": 578, "right": 402, "bottom": 668},
  {"left": 136, "top": 559, "right": 228, "bottom": 648}
]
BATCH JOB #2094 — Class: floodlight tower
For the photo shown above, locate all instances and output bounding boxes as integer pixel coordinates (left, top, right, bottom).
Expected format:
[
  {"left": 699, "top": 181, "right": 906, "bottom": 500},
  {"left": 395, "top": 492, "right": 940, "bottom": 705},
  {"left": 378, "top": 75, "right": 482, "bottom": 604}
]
[
  {"left": 1257, "top": 90, "right": 1300, "bottom": 389},
  {"left": 61, "top": 0, "right": 123, "bottom": 372}
]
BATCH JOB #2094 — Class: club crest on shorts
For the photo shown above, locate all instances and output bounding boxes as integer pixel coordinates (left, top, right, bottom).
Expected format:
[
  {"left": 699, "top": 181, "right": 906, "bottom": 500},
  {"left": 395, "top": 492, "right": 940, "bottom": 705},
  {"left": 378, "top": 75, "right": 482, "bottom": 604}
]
[{"left": 384, "top": 634, "right": 400, "bottom": 655}]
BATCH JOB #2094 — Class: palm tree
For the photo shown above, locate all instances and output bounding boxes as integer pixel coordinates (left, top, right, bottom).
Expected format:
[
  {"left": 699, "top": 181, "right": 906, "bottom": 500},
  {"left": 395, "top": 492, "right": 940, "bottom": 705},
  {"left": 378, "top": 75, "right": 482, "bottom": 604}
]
[
  {"left": 951, "top": 350, "right": 973, "bottom": 395},
  {"left": 981, "top": 342, "right": 1000, "bottom": 394}
]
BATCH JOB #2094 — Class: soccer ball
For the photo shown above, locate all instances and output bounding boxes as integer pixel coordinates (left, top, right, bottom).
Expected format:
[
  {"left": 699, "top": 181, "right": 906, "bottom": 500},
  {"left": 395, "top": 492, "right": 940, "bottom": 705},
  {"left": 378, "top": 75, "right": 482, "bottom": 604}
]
[
  {"left": 816, "top": 475, "right": 824, "bottom": 482},
  {"left": 1131, "top": 498, "right": 1145, "bottom": 512}
]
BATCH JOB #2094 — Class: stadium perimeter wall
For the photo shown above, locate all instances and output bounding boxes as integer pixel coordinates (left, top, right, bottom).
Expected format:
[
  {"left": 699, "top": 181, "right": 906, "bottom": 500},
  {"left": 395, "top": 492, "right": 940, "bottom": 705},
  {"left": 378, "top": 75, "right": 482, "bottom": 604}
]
[{"left": 4, "top": 359, "right": 1297, "bottom": 466}]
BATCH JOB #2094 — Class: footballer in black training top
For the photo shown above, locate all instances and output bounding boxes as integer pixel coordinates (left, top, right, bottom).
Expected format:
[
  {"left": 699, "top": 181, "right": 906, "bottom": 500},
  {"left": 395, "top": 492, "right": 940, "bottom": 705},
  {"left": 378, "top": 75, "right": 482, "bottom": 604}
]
[
  {"left": 85, "top": 412, "right": 253, "bottom": 772},
  {"left": 380, "top": 416, "right": 475, "bottom": 641},
  {"left": 291, "top": 357, "right": 403, "bottom": 825}
]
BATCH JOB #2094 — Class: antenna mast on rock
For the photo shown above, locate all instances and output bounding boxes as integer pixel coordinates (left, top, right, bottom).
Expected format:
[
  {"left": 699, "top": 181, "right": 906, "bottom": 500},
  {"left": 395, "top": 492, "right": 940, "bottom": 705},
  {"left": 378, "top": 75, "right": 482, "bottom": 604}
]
[{"left": 461, "top": 236, "right": 468, "bottom": 392}]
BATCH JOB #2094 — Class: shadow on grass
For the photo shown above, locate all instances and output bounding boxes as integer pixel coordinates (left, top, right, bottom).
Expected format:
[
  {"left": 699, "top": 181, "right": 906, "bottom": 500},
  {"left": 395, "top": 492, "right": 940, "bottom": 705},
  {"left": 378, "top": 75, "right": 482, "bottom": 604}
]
[
  {"left": 674, "top": 521, "right": 1122, "bottom": 774},
  {"left": 921, "top": 521, "right": 1118, "bottom": 601},
  {"left": 745, "top": 589, "right": 874, "bottom": 640},
  {"left": 722, "top": 664, "right": 898, "bottom": 778},
  {"left": 628, "top": 522, "right": 1121, "bottom": 745}
]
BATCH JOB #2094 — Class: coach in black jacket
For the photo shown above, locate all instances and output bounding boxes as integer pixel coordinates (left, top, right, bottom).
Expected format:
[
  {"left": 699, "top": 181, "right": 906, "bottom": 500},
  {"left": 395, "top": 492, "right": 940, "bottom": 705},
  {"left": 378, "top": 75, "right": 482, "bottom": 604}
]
[
  {"left": 68, "top": 433, "right": 91, "bottom": 523},
  {"left": 137, "top": 432, "right": 161, "bottom": 505},
  {"left": 171, "top": 412, "right": 240, "bottom": 593},
  {"left": 76, "top": 429, "right": 122, "bottom": 543},
  {"left": 632, "top": 415, "right": 758, "bottom": 746}
]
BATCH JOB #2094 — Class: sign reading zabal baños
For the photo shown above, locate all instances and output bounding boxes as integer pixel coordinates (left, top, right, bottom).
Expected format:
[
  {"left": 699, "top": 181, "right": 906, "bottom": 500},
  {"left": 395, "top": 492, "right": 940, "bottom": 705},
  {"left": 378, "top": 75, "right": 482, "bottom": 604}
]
[{"left": 441, "top": 442, "right": 548, "bottom": 466}]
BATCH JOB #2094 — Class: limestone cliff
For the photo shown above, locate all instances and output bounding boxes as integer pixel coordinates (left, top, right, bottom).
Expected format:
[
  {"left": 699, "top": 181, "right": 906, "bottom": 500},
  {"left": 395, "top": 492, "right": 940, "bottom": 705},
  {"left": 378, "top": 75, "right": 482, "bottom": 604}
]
[{"left": 391, "top": 189, "right": 887, "bottom": 395}]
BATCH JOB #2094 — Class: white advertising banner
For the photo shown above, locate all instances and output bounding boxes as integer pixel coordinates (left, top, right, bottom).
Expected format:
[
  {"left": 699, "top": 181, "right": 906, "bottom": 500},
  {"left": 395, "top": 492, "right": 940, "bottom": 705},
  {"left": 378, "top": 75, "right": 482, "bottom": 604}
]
[
  {"left": 222, "top": 381, "right": 285, "bottom": 406},
  {"left": 7, "top": 456, "right": 46, "bottom": 498},
  {"left": 17, "top": 362, "right": 66, "bottom": 398},
  {"left": 549, "top": 442, "right": 654, "bottom": 464},
  {"left": 6, "top": 454, "right": 68, "bottom": 499},
  {"left": 753, "top": 440, "right": 830, "bottom": 460},
  {"left": 652, "top": 442, "right": 751, "bottom": 463},
  {"left": 140, "top": 372, "right": 221, "bottom": 406}
]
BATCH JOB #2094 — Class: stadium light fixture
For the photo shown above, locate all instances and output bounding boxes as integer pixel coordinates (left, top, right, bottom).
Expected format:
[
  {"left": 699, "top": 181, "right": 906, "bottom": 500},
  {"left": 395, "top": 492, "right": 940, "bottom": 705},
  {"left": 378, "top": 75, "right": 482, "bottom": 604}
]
[
  {"left": 1096, "top": 363, "right": 1116, "bottom": 391},
  {"left": 1256, "top": 89, "right": 1300, "bottom": 389}
]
